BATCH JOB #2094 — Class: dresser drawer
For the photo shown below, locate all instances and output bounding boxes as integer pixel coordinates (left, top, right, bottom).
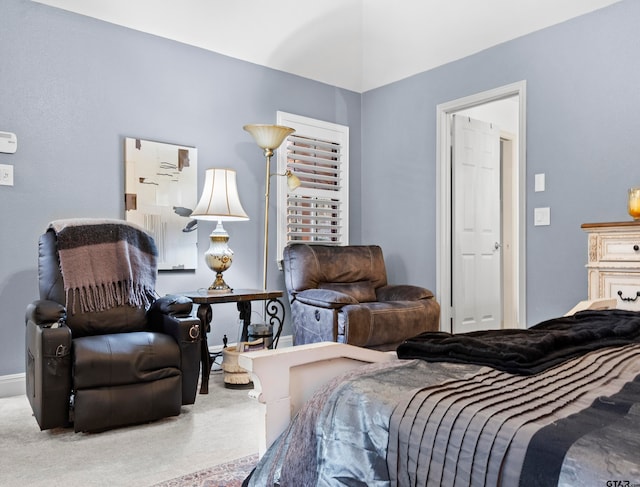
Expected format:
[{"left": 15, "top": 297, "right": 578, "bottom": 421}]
[
  {"left": 598, "top": 272, "right": 640, "bottom": 311},
  {"left": 598, "top": 234, "right": 640, "bottom": 262}
]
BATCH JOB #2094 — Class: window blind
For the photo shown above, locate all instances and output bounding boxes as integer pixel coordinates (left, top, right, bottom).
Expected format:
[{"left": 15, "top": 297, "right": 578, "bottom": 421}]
[{"left": 276, "top": 112, "right": 349, "bottom": 262}]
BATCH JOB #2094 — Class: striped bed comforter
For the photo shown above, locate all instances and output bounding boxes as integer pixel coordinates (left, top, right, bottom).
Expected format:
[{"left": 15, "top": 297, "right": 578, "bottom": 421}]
[{"left": 388, "top": 344, "right": 640, "bottom": 487}]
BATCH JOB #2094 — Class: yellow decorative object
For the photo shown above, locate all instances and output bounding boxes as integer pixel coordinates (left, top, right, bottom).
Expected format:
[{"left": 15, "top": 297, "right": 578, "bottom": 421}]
[{"left": 628, "top": 187, "right": 640, "bottom": 220}]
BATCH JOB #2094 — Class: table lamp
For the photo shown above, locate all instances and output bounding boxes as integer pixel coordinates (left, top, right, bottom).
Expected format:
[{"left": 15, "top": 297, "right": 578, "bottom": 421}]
[{"left": 191, "top": 168, "right": 249, "bottom": 291}]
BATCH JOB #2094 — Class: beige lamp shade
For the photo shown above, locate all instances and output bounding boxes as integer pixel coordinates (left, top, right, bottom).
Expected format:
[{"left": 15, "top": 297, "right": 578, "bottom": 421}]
[
  {"left": 191, "top": 168, "right": 249, "bottom": 221},
  {"left": 243, "top": 124, "right": 295, "bottom": 151}
]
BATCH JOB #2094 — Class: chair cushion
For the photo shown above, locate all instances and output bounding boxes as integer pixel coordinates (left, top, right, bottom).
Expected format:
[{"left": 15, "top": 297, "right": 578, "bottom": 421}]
[
  {"left": 67, "top": 305, "right": 148, "bottom": 338},
  {"left": 74, "top": 376, "right": 181, "bottom": 433},
  {"left": 73, "top": 331, "right": 180, "bottom": 390},
  {"left": 319, "top": 280, "right": 377, "bottom": 303}
]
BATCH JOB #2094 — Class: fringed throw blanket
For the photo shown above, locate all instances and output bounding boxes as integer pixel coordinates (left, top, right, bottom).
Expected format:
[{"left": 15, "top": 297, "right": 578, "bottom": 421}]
[{"left": 49, "top": 219, "right": 158, "bottom": 314}]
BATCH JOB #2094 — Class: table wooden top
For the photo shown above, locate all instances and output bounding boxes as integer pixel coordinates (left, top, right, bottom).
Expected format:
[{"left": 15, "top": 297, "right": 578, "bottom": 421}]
[
  {"left": 179, "top": 288, "right": 284, "bottom": 304},
  {"left": 581, "top": 221, "right": 640, "bottom": 230}
]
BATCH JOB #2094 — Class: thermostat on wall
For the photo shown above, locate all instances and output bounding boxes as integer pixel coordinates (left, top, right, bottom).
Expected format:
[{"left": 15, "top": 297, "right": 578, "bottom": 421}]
[{"left": 0, "top": 132, "right": 17, "bottom": 154}]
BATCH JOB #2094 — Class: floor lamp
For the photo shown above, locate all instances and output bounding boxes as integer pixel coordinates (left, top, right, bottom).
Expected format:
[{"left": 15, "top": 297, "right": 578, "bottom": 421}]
[{"left": 243, "top": 124, "right": 297, "bottom": 290}]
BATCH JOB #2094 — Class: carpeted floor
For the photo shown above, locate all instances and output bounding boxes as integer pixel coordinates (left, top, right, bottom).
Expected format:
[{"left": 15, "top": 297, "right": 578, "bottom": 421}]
[
  {"left": 0, "top": 370, "right": 261, "bottom": 487},
  {"left": 152, "top": 453, "right": 258, "bottom": 487}
]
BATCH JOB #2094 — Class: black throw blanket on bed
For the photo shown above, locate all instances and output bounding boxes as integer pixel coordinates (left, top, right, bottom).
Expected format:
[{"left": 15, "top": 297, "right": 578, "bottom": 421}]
[{"left": 396, "top": 309, "right": 640, "bottom": 375}]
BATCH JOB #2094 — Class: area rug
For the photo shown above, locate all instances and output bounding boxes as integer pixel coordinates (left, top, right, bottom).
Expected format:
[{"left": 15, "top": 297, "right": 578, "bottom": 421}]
[{"left": 152, "top": 453, "right": 258, "bottom": 487}]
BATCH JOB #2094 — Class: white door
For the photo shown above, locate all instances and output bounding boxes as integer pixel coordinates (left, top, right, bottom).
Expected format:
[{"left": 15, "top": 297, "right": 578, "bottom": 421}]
[{"left": 452, "top": 115, "right": 502, "bottom": 333}]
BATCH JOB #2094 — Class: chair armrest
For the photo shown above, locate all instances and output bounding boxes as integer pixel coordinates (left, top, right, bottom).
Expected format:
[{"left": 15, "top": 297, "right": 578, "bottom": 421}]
[
  {"left": 147, "top": 294, "right": 201, "bottom": 345},
  {"left": 25, "top": 300, "right": 66, "bottom": 326},
  {"left": 147, "top": 295, "right": 201, "bottom": 405},
  {"left": 25, "top": 306, "right": 72, "bottom": 430},
  {"left": 149, "top": 294, "right": 193, "bottom": 317},
  {"left": 294, "top": 289, "right": 358, "bottom": 309},
  {"left": 376, "top": 285, "right": 434, "bottom": 302}
]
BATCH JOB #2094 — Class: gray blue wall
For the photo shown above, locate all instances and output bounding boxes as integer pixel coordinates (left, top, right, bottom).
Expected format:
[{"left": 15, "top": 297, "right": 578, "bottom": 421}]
[
  {"left": 1, "top": 0, "right": 638, "bottom": 377},
  {"left": 0, "top": 0, "right": 361, "bottom": 375},
  {"left": 362, "top": 0, "right": 640, "bottom": 325}
]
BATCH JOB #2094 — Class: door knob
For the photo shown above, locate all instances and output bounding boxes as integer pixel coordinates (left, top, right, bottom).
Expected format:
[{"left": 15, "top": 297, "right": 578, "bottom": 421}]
[{"left": 494, "top": 242, "right": 502, "bottom": 251}]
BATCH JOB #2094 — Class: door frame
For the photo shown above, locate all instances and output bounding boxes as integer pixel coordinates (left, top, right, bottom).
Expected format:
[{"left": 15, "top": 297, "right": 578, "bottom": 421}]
[{"left": 436, "top": 81, "right": 527, "bottom": 332}]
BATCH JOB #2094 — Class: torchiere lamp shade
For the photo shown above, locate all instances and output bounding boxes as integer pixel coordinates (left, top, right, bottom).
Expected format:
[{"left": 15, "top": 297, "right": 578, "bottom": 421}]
[{"left": 243, "top": 124, "right": 295, "bottom": 152}]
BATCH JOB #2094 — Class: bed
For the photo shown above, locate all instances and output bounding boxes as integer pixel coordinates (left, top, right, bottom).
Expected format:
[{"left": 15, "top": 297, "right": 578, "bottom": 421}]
[{"left": 239, "top": 300, "right": 640, "bottom": 486}]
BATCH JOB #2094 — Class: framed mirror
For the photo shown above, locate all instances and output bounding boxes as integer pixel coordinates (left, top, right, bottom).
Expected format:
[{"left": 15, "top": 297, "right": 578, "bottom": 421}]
[{"left": 124, "top": 137, "right": 198, "bottom": 270}]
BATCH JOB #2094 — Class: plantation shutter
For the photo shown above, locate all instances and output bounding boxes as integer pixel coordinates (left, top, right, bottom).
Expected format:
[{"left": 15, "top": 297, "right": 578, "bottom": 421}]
[{"left": 276, "top": 112, "right": 349, "bottom": 263}]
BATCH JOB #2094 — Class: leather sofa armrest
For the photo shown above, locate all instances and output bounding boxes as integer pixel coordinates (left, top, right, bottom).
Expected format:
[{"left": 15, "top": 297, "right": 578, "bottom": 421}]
[
  {"left": 294, "top": 289, "right": 358, "bottom": 309},
  {"left": 376, "top": 285, "right": 434, "bottom": 302},
  {"left": 25, "top": 299, "right": 66, "bottom": 326}
]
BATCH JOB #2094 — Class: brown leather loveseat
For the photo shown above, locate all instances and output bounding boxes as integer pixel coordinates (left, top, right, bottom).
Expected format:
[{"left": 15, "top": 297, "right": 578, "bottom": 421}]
[{"left": 283, "top": 244, "right": 440, "bottom": 351}]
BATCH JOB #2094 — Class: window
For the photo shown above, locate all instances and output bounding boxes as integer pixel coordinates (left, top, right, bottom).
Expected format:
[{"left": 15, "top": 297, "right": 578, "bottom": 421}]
[{"left": 276, "top": 111, "right": 349, "bottom": 262}]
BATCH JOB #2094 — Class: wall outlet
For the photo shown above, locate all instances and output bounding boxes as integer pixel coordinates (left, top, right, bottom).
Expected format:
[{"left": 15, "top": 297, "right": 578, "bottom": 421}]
[{"left": 0, "top": 164, "right": 14, "bottom": 186}]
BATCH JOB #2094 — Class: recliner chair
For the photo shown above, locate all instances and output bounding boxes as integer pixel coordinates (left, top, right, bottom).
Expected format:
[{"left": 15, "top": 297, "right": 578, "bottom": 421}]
[
  {"left": 25, "top": 219, "right": 201, "bottom": 432},
  {"left": 283, "top": 244, "right": 440, "bottom": 351}
]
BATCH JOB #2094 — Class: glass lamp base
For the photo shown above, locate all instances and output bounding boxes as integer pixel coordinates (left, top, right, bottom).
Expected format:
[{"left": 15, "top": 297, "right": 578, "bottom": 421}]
[{"left": 204, "top": 221, "right": 234, "bottom": 292}]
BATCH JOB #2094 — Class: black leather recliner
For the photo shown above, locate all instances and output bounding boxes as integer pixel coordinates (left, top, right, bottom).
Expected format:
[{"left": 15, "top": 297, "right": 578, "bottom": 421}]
[{"left": 25, "top": 219, "right": 201, "bottom": 433}]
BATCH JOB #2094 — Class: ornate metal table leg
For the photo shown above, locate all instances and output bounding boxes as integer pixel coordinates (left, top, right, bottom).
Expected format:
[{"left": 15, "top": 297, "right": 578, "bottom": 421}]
[
  {"left": 266, "top": 298, "right": 285, "bottom": 348},
  {"left": 237, "top": 301, "right": 252, "bottom": 342},
  {"left": 197, "top": 303, "right": 213, "bottom": 394}
]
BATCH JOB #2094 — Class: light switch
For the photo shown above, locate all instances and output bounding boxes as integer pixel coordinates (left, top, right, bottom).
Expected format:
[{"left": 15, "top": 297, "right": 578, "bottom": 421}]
[
  {"left": 0, "top": 164, "right": 14, "bottom": 186},
  {"left": 534, "top": 207, "right": 550, "bottom": 226},
  {"left": 535, "top": 173, "right": 545, "bottom": 192}
]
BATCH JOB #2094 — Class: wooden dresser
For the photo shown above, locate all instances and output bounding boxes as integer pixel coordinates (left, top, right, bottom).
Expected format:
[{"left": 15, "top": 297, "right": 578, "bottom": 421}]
[{"left": 582, "top": 221, "right": 640, "bottom": 310}]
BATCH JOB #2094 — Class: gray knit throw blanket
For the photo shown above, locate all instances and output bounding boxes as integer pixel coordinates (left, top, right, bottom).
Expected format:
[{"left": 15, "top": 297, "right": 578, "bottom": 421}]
[{"left": 49, "top": 219, "right": 158, "bottom": 314}]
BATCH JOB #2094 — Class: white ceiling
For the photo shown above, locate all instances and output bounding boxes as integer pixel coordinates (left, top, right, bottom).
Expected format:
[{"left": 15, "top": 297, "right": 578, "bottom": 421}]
[{"left": 33, "top": 0, "right": 621, "bottom": 93}]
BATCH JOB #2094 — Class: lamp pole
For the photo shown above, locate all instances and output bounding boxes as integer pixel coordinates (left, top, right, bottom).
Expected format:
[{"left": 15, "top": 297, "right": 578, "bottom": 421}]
[{"left": 261, "top": 147, "right": 274, "bottom": 291}]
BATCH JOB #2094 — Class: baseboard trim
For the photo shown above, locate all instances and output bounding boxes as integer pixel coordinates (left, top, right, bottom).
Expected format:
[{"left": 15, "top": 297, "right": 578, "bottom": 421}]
[
  {"left": 1, "top": 335, "right": 293, "bottom": 399},
  {"left": 0, "top": 373, "right": 25, "bottom": 399}
]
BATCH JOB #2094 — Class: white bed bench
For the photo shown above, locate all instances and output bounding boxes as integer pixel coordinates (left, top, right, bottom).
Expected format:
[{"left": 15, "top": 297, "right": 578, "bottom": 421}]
[{"left": 238, "top": 342, "right": 396, "bottom": 456}]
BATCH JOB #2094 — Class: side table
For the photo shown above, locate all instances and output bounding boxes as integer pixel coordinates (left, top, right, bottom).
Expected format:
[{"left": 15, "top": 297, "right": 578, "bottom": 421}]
[{"left": 179, "top": 289, "right": 285, "bottom": 394}]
